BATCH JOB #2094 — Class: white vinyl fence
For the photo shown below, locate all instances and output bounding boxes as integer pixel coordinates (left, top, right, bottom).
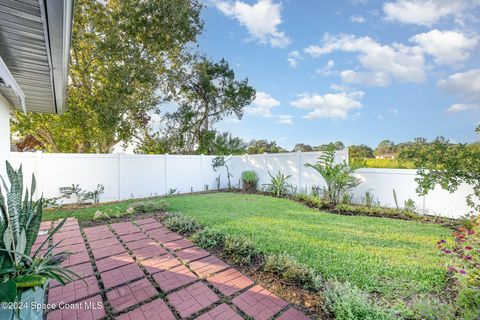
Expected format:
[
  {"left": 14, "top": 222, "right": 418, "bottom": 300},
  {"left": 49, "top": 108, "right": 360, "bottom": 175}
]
[{"left": 10, "top": 151, "right": 473, "bottom": 218}]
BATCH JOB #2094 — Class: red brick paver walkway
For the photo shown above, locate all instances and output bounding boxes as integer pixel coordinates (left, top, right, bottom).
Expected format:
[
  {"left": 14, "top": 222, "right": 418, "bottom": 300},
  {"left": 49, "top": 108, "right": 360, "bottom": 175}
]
[{"left": 42, "top": 217, "right": 311, "bottom": 320}]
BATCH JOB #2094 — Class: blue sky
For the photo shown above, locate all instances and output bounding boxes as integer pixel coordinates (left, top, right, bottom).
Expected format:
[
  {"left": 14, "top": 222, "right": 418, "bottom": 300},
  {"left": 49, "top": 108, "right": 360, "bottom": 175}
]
[{"left": 197, "top": 0, "right": 480, "bottom": 149}]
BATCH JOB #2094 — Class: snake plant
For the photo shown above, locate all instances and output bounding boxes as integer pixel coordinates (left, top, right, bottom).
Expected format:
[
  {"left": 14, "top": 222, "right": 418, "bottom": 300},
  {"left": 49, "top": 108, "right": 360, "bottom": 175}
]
[{"left": 0, "top": 162, "right": 78, "bottom": 302}]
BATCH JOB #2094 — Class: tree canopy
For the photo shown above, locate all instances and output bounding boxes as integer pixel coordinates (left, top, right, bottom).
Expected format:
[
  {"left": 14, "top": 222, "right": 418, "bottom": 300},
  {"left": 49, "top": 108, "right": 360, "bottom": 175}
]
[{"left": 12, "top": 0, "right": 203, "bottom": 153}]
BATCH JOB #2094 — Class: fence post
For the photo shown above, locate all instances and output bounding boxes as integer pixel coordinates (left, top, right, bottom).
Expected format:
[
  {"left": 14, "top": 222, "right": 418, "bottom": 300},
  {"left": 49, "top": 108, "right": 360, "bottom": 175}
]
[
  {"left": 164, "top": 154, "right": 168, "bottom": 195},
  {"left": 35, "top": 151, "right": 43, "bottom": 200},
  {"left": 117, "top": 153, "right": 122, "bottom": 200},
  {"left": 200, "top": 154, "right": 204, "bottom": 191},
  {"left": 297, "top": 151, "right": 302, "bottom": 191}
]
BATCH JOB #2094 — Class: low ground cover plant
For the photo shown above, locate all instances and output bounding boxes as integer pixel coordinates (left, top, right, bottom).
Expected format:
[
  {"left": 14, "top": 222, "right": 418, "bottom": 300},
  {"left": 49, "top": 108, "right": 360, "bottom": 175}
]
[
  {"left": 190, "top": 227, "right": 225, "bottom": 249},
  {"left": 162, "top": 212, "right": 201, "bottom": 234},
  {"left": 222, "top": 235, "right": 259, "bottom": 265},
  {"left": 130, "top": 200, "right": 169, "bottom": 213}
]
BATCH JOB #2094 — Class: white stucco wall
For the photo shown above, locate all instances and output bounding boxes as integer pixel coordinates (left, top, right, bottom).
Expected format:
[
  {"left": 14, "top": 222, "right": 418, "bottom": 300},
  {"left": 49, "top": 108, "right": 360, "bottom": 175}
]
[{"left": 0, "top": 93, "right": 11, "bottom": 178}]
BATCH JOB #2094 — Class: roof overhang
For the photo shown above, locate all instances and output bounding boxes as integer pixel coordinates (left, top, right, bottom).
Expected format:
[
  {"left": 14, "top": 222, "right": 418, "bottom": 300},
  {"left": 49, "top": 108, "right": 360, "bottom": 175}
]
[{"left": 0, "top": 0, "right": 74, "bottom": 114}]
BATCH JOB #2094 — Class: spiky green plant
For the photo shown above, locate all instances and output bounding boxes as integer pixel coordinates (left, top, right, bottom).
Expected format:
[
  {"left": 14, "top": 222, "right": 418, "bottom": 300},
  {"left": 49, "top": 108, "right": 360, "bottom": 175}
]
[
  {"left": 241, "top": 170, "right": 258, "bottom": 193},
  {"left": 0, "top": 162, "right": 78, "bottom": 302},
  {"left": 264, "top": 171, "right": 291, "bottom": 197}
]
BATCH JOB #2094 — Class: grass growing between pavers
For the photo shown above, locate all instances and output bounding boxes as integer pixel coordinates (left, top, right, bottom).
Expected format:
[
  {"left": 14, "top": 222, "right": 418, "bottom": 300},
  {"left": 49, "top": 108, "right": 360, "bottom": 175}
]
[{"left": 45, "top": 192, "right": 451, "bottom": 303}]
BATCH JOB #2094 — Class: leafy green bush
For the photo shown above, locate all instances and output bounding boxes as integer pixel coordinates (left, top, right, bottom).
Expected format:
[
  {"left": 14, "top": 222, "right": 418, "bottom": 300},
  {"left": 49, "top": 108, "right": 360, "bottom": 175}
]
[
  {"left": 293, "top": 193, "right": 329, "bottom": 209},
  {"left": 131, "top": 200, "right": 168, "bottom": 213},
  {"left": 241, "top": 170, "right": 258, "bottom": 193},
  {"left": 305, "top": 144, "right": 360, "bottom": 205},
  {"left": 263, "top": 171, "right": 291, "bottom": 197},
  {"left": 163, "top": 212, "right": 201, "bottom": 234},
  {"left": 191, "top": 228, "right": 226, "bottom": 249},
  {"left": 335, "top": 204, "right": 420, "bottom": 220},
  {"left": 324, "top": 280, "right": 396, "bottom": 320},
  {"left": 222, "top": 235, "right": 259, "bottom": 265},
  {"left": 263, "top": 253, "right": 322, "bottom": 291}
]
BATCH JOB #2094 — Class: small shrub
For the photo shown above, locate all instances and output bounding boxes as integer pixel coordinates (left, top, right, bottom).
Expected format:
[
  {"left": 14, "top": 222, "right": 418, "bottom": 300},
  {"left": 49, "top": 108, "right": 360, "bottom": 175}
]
[
  {"left": 241, "top": 170, "right": 258, "bottom": 193},
  {"left": 131, "top": 200, "right": 169, "bottom": 213},
  {"left": 223, "top": 235, "right": 258, "bottom": 265},
  {"left": 191, "top": 228, "right": 226, "bottom": 249},
  {"left": 410, "top": 296, "right": 456, "bottom": 320},
  {"left": 335, "top": 204, "right": 421, "bottom": 220},
  {"left": 324, "top": 280, "right": 396, "bottom": 320},
  {"left": 164, "top": 212, "right": 201, "bottom": 234},
  {"left": 437, "top": 221, "right": 480, "bottom": 318},
  {"left": 263, "top": 253, "right": 322, "bottom": 291},
  {"left": 294, "top": 193, "right": 328, "bottom": 209}
]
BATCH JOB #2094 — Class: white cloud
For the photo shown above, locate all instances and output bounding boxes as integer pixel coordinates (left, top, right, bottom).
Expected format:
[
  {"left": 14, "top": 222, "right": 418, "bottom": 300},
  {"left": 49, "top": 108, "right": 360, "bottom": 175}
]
[
  {"left": 304, "top": 34, "right": 426, "bottom": 85},
  {"left": 438, "top": 69, "right": 480, "bottom": 113},
  {"left": 245, "top": 91, "right": 281, "bottom": 117},
  {"left": 287, "top": 50, "right": 301, "bottom": 68},
  {"left": 445, "top": 103, "right": 480, "bottom": 113},
  {"left": 383, "top": 0, "right": 472, "bottom": 26},
  {"left": 215, "top": 0, "right": 290, "bottom": 48},
  {"left": 410, "top": 30, "right": 477, "bottom": 65},
  {"left": 276, "top": 115, "right": 293, "bottom": 124},
  {"left": 340, "top": 70, "right": 391, "bottom": 86},
  {"left": 291, "top": 91, "right": 364, "bottom": 120},
  {"left": 350, "top": 15, "right": 366, "bottom": 23},
  {"left": 438, "top": 69, "right": 480, "bottom": 98},
  {"left": 388, "top": 108, "right": 399, "bottom": 116},
  {"left": 316, "top": 59, "right": 335, "bottom": 76}
]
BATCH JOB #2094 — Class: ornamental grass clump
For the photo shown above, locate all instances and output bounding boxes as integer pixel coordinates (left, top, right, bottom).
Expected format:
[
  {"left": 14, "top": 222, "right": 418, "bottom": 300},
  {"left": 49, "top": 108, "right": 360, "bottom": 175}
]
[
  {"left": 437, "top": 220, "right": 480, "bottom": 318},
  {"left": 241, "top": 170, "right": 258, "bottom": 193}
]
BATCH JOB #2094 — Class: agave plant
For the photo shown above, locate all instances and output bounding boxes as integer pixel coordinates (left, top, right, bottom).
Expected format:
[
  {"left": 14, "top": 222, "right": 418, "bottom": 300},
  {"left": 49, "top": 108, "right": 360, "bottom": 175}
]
[
  {"left": 0, "top": 162, "right": 78, "bottom": 302},
  {"left": 264, "top": 171, "right": 292, "bottom": 197}
]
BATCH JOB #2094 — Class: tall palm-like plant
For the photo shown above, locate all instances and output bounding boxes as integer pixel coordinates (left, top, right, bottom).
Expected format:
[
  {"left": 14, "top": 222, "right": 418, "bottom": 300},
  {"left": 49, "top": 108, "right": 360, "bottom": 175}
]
[
  {"left": 305, "top": 144, "right": 360, "bottom": 205},
  {"left": 0, "top": 162, "right": 78, "bottom": 302}
]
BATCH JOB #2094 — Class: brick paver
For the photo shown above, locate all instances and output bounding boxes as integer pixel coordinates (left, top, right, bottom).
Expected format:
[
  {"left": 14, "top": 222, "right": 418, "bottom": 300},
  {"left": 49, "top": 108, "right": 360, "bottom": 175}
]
[
  {"left": 96, "top": 252, "right": 135, "bottom": 273},
  {"left": 91, "top": 243, "right": 126, "bottom": 260},
  {"left": 135, "top": 218, "right": 157, "bottom": 225},
  {"left": 117, "top": 298, "right": 175, "bottom": 320},
  {"left": 233, "top": 285, "right": 288, "bottom": 320},
  {"left": 125, "top": 238, "right": 159, "bottom": 250},
  {"left": 46, "top": 218, "right": 310, "bottom": 320},
  {"left": 50, "top": 262, "right": 94, "bottom": 287},
  {"left": 277, "top": 308, "right": 311, "bottom": 320},
  {"left": 119, "top": 232, "right": 148, "bottom": 243},
  {"left": 61, "top": 251, "right": 90, "bottom": 268},
  {"left": 107, "top": 278, "right": 157, "bottom": 312},
  {"left": 141, "top": 254, "right": 182, "bottom": 274},
  {"left": 176, "top": 246, "right": 210, "bottom": 263},
  {"left": 131, "top": 244, "right": 168, "bottom": 261},
  {"left": 46, "top": 295, "right": 105, "bottom": 320},
  {"left": 84, "top": 225, "right": 115, "bottom": 242},
  {"left": 167, "top": 282, "right": 219, "bottom": 319},
  {"left": 139, "top": 221, "right": 164, "bottom": 231},
  {"left": 89, "top": 236, "right": 120, "bottom": 249},
  {"left": 48, "top": 276, "right": 99, "bottom": 305},
  {"left": 100, "top": 263, "right": 145, "bottom": 289},
  {"left": 153, "top": 264, "right": 198, "bottom": 292},
  {"left": 196, "top": 303, "right": 243, "bottom": 320},
  {"left": 111, "top": 221, "right": 141, "bottom": 235},
  {"left": 208, "top": 268, "right": 254, "bottom": 296},
  {"left": 55, "top": 236, "right": 84, "bottom": 248},
  {"left": 163, "top": 238, "right": 195, "bottom": 251},
  {"left": 189, "top": 255, "right": 230, "bottom": 278}
]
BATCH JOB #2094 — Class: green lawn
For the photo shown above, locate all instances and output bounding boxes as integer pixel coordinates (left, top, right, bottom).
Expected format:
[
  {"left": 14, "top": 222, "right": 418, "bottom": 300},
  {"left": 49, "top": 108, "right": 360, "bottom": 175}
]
[{"left": 47, "top": 192, "right": 450, "bottom": 301}]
